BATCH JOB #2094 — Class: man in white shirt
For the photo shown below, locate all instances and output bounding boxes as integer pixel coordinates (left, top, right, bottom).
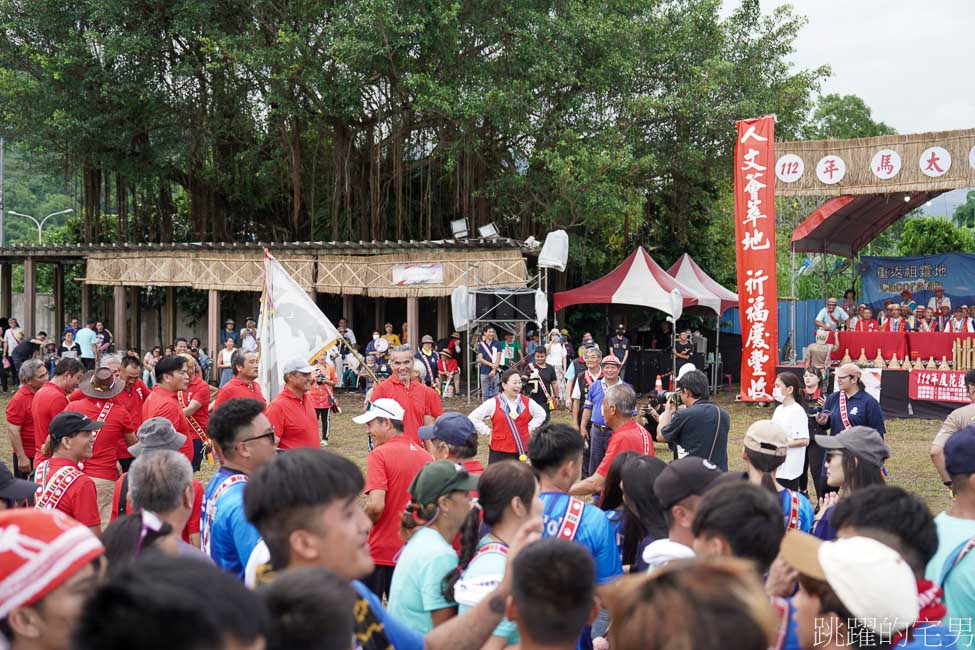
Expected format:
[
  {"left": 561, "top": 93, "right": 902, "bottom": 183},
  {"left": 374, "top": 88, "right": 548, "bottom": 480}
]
[
  {"left": 814, "top": 298, "right": 847, "bottom": 331},
  {"left": 928, "top": 287, "right": 951, "bottom": 312}
]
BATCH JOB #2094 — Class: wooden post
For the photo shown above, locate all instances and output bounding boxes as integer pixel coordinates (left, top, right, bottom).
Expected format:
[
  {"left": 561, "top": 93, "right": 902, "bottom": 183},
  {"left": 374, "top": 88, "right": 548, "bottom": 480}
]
[
  {"left": 113, "top": 285, "right": 127, "bottom": 351},
  {"left": 23, "top": 257, "right": 35, "bottom": 335},
  {"left": 342, "top": 294, "right": 354, "bottom": 327},
  {"left": 407, "top": 296, "right": 419, "bottom": 351},
  {"left": 162, "top": 287, "right": 177, "bottom": 344},
  {"left": 437, "top": 297, "right": 450, "bottom": 339},
  {"left": 53, "top": 264, "right": 65, "bottom": 337},
  {"left": 80, "top": 282, "right": 90, "bottom": 325},
  {"left": 207, "top": 289, "right": 219, "bottom": 383},
  {"left": 128, "top": 287, "right": 139, "bottom": 350},
  {"left": 0, "top": 262, "right": 12, "bottom": 318},
  {"left": 374, "top": 298, "right": 384, "bottom": 332}
]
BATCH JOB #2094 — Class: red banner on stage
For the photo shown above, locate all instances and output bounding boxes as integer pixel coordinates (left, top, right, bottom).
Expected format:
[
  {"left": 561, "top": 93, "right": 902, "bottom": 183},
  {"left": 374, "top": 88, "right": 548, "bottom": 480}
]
[
  {"left": 909, "top": 370, "right": 969, "bottom": 403},
  {"left": 734, "top": 116, "right": 778, "bottom": 401}
]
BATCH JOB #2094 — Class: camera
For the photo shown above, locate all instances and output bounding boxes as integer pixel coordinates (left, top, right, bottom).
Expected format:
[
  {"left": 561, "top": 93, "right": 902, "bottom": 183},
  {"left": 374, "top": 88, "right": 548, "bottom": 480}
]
[
  {"left": 315, "top": 375, "right": 326, "bottom": 385},
  {"left": 644, "top": 390, "right": 680, "bottom": 413}
]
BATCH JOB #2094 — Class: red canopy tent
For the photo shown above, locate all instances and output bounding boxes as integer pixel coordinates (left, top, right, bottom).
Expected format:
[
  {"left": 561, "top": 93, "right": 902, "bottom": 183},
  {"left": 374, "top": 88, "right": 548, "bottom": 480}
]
[{"left": 553, "top": 246, "right": 700, "bottom": 318}]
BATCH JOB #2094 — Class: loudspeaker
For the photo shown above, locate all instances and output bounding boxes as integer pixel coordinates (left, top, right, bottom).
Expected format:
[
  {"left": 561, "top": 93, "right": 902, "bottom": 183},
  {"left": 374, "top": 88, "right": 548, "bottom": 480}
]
[
  {"left": 475, "top": 293, "right": 495, "bottom": 320},
  {"left": 494, "top": 291, "right": 515, "bottom": 320}
]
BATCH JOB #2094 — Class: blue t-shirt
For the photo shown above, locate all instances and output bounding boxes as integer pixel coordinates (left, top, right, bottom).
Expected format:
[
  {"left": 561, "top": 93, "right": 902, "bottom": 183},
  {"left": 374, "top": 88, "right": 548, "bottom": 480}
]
[
  {"left": 352, "top": 580, "right": 424, "bottom": 650},
  {"left": 202, "top": 467, "right": 262, "bottom": 580},
  {"left": 779, "top": 489, "right": 814, "bottom": 534},
  {"left": 387, "top": 527, "right": 458, "bottom": 634},
  {"left": 820, "top": 389, "right": 886, "bottom": 436},
  {"left": 609, "top": 335, "right": 629, "bottom": 361},
  {"left": 541, "top": 492, "right": 622, "bottom": 584},
  {"left": 477, "top": 340, "right": 502, "bottom": 375},
  {"left": 812, "top": 505, "right": 837, "bottom": 541},
  {"left": 583, "top": 379, "right": 631, "bottom": 428},
  {"left": 75, "top": 327, "right": 97, "bottom": 359},
  {"left": 926, "top": 512, "right": 975, "bottom": 624}
]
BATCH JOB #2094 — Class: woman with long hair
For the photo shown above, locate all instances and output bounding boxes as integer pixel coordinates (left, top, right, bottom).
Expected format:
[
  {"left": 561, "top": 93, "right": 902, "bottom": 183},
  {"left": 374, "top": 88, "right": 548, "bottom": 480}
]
[
  {"left": 468, "top": 368, "right": 546, "bottom": 464},
  {"left": 387, "top": 460, "right": 478, "bottom": 633},
  {"left": 598, "top": 450, "right": 638, "bottom": 554},
  {"left": 448, "top": 461, "right": 542, "bottom": 649},
  {"left": 618, "top": 454, "right": 669, "bottom": 572},
  {"left": 102, "top": 511, "right": 180, "bottom": 575},
  {"left": 802, "top": 367, "right": 828, "bottom": 497},
  {"left": 771, "top": 372, "right": 809, "bottom": 492},
  {"left": 741, "top": 420, "right": 814, "bottom": 533},
  {"left": 812, "top": 426, "right": 889, "bottom": 541}
]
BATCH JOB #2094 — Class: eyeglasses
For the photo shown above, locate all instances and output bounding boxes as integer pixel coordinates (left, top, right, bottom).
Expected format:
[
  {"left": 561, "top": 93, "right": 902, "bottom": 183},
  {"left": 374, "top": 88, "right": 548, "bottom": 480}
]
[
  {"left": 239, "top": 427, "right": 275, "bottom": 445},
  {"left": 369, "top": 403, "right": 400, "bottom": 420}
]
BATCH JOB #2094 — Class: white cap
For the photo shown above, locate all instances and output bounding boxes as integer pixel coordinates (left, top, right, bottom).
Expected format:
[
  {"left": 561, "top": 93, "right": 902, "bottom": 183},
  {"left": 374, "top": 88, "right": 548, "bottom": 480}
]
[
  {"left": 676, "top": 363, "right": 696, "bottom": 380},
  {"left": 282, "top": 358, "right": 315, "bottom": 375},
  {"left": 781, "top": 531, "right": 919, "bottom": 633},
  {"left": 352, "top": 398, "right": 405, "bottom": 424}
]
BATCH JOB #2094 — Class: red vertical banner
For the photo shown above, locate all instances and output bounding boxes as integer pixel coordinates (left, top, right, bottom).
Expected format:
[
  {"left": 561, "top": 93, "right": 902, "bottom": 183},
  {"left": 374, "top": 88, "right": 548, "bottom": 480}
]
[{"left": 734, "top": 116, "right": 778, "bottom": 401}]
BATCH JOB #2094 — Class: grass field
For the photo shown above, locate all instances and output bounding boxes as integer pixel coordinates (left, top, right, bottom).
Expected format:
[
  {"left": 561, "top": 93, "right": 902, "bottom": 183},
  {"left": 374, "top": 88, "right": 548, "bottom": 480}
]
[{"left": 5, "top": 388, "right": 952, "bottom": 513}]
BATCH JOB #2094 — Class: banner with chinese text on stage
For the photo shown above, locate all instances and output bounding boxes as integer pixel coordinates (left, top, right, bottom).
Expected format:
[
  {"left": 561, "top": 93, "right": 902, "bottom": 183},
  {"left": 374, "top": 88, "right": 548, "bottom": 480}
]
[
  {"left": 860, "top": 253, "right": 975, "bottom": 311},
  {"left": 909, "top": 370, "right": 969, "bottom": 403},
  {"left": 734, "top": 116, "right": 778, "bottom": 401}
]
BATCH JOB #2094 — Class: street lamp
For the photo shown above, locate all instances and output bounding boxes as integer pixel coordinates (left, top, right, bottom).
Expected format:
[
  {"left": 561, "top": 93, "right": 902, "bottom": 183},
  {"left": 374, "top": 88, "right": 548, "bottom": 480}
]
[{"left": 6, "top": 209, "right": 73, "bottom": 243}]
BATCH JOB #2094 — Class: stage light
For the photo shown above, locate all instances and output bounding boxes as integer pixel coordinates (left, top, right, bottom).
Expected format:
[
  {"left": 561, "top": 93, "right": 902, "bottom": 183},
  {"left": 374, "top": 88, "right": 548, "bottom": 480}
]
[
  {"left": 478, "top": 223, "right": 500, "bottom": 239},
  {"left": 450, "top": 219, "right": 469, "bottom": 239},
  {"left": 904, "top": 194, "right": 911, "bottom": 202}
]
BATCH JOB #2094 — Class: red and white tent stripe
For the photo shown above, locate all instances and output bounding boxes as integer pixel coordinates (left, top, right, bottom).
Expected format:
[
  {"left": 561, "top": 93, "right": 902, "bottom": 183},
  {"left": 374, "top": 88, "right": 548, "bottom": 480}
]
[
  {"left": 666, "top": 253, "right": 738, "bottom": 317},
  {"left": 553, "top": 246, "right": 700, "bottom": 318}
]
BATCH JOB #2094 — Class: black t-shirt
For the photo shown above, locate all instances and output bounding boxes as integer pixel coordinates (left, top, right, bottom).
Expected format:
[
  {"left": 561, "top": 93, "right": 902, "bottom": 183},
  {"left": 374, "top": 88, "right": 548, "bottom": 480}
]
[
  {"left": 526, "top": 363, "right": 557, "bottom": 411},
  {"left": 674, "top": 341, "right": 694, "bottom": 358},
  {"left": 12, "top": 340, "right": 41, "bottom": 362},
  {"left": 660, "top": 399, "right": 730, "bottom": 471}
]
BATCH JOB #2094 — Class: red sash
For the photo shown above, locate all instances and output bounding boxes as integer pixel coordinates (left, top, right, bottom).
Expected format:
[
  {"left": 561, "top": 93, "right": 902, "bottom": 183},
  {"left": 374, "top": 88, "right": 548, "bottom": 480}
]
[
  {"left": 418, "top": 352, "right": 437, "bottom": 392},
  {"left": 557, "top": 497, "right": 585, "bottom": 541},
  {"left": 771, "top": 597, "right": 790, "bottom": 650},
  {"left": 178, "top": 390, "right": 212, "bottom": 457},
  {"left": 34, "top": 461, "right": 84, "bottom": 511},
  {"left": 838, "top": 391, "right": 853, "bottom": 430},
  {"left": 495, "top": 396, "right": 530, "bottom": 461},
  {"left": 529, "top": 363, "right": 555, "bottom": 410},
  {"left": 473, "top": 542, "right": 509, "bottom": 561},
  {"left": 784, "top": 490, "right": 800, "bottom": 530},
  {"left": 635, "top": 423, "right": 652, "bottom": 456},
  {"left": 201, "top": 473, "right": 248, "bottom": 554}
]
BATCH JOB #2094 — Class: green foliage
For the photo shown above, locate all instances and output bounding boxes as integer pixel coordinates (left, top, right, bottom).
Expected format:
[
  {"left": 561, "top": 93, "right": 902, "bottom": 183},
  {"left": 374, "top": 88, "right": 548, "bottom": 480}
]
[
  {"left": 897, "top": 217, "right": 975, "bottom": 257},
  {"left": 952, "top": 190, "right": 975, "bottom": 229},
  {"left": 803, "top": 93, "right": 895, "bottom": 140}
]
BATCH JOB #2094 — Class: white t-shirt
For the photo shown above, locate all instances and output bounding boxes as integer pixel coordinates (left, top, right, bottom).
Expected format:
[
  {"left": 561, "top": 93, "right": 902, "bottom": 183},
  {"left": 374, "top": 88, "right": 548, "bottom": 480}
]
[
  {"left": 772, "top": 401, "right": 809, "bottom": 480},
  {"left": 545, "top": 342, "right": 566, "bottom": 370},
  {"left": 219, "top": 348, "right": 235, "bottom": 368}
]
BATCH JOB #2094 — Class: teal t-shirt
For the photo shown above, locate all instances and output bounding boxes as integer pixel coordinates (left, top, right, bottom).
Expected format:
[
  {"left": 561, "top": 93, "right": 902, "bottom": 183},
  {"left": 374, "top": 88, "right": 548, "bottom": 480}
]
[
  {"left": 457, "top": 536, "right": 518, "bottom": 644},
  {"left": 926, "top": 512, "right": 975, "bottom": 624},
  {"left": 387, "top": 527, "right": 458, "bottom": 634}
]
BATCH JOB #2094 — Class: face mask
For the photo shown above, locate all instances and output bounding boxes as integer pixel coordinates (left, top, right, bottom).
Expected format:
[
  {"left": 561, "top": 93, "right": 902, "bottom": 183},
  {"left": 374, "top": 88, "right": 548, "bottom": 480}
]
[
  {"left": 373, "top": 334, "right": 380, "bottom": 340},
  {"left": 772, "top": 387, "right": 784, "bottom": 402}
]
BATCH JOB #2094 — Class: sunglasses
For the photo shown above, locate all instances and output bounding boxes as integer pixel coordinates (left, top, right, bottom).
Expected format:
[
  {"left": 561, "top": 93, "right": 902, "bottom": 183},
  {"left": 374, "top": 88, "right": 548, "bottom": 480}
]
[{"left": 239, "top": 427, "right": 275, "bottom": 445}]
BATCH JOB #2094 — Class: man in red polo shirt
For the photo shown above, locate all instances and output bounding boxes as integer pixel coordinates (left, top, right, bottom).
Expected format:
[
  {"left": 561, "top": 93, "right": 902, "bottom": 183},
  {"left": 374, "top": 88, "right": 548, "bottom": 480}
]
[
  {"left": 369, "top": 345, "right": 442, "bottom": 445},
  {"left": 115, "top": 355, "right": 150, "bottom": 472},
  {"left": 143, "top": 355, "right": 195, "bottom": 464},
  {"left": 265, "top": 358, "right": 319, "bottom": 450},
  {"left": 177, "top": 354, "right": 212, "bottom": 469},
  {"left": 33, "top": 411, "right": 102, "bottom": 533},
  {"left": 65, "top": 367, "right": 138, "bottom": 528},
  {"left": 357, "top": 398, "right": 433, "bottom": 600},
  {"left": 31, "top": 358, "right": 85, "bottom": 467},
  {"left": 212, "top": 350, "right": 265, "bottom": 411},
  {"left": 568, "top": 383, "right": 653, "bottom": 496},
  {"left": 6, "top": 359, "right": 48, "bottom": 479}
]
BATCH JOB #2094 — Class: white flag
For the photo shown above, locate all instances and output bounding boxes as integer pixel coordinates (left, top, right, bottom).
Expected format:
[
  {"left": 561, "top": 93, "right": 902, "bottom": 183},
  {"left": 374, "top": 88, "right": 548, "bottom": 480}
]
[{"left": 257, "top": 251, "right": 340, "bottom": 399}]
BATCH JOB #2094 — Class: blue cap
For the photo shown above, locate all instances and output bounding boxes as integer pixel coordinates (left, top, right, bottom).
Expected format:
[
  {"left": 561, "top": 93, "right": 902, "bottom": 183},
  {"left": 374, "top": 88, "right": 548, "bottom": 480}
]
[
  {"left": 946, "top": 425, "right": 975, "bottom": 476},
  {"left": 418, "top": 412, "right": 476, "bottom": 447}
]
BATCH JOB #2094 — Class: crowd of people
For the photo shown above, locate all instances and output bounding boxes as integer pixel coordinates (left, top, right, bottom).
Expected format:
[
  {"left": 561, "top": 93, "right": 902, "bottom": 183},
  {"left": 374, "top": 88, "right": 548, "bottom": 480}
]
[
  {"left": 0, "top": 310, "right": 973, "bottom": 649},
  {"left": 814, "top": 287, "right": 975, "bottom": 333}
]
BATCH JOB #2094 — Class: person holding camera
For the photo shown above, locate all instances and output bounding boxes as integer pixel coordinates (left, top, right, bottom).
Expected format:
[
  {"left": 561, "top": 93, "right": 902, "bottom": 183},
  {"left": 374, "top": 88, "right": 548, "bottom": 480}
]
[
  {"left": 309, "top": 352, "right": 339, "bottom": 447},
  {"left": 653, "top": 369, "right": 730, "bottom": 471}
]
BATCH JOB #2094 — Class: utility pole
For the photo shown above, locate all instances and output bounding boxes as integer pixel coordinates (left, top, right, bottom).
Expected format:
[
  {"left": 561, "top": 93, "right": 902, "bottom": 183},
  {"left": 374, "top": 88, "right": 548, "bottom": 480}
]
[{"left": 0, "top": 136, "right": 5, "bottom": 246}]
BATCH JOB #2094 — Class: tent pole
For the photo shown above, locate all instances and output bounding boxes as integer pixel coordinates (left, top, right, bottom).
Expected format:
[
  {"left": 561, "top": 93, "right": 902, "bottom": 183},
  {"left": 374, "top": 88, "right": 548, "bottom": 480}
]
[
  {"left": 791, "top": 244, "right": 797, "bottom": 365},
  {"left": 671, "top": 327, "right": 677, "bottom": 391},
  {"left": 714, "top": 316, "right": 721, "bottom": 393}
]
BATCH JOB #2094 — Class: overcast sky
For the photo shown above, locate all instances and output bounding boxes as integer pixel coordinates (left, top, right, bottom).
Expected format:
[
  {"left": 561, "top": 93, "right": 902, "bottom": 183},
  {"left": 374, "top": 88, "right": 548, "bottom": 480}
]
[{"left": 722, "top": 1, "right": 975, "bottom": 134}]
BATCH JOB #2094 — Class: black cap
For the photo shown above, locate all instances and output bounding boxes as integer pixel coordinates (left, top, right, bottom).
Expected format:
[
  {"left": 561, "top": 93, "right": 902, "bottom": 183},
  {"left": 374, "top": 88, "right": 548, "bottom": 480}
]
[
  {"left": 48, "top": 412, "right": 104, "bottom": 443},
  {"left": 0, "top": 461, "right": 37, "bottom": 501},
  {"left": 653, "top": 457, "right": 724, "bottom": 509}
]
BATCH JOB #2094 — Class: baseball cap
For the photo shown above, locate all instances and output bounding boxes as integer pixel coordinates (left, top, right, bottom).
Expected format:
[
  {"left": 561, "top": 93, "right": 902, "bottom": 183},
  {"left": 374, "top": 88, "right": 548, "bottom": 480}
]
[
  {"left": 780, "top": 530, "right": 918, "bottom": 634},
  {"left": 282, "top": 358, "right": 315, "bottom": 375},
  {"left": 419, "top": 412, "right": 477, "bottom": 447},
  {"left": 0, "top": 510, "right": 104, "bottom": 618},
  {"left": 653, "top": 457, "right": 724, "bottom": 510},
  {"left": 676, "top": 363, "right": 696, "bottom": 381},
  {"left": 352, "top": 398, "right": 405, "bottom": 424},
  {"left": 128, "top": 417, "right": 188, "bottom": 457},
  {"left": 408, "top": 461, "right": 479, "bottom": 505},
  {"left": 944, "top": 425, "right": 975, "bottom": 476},
  {"left": 0, "top": 461, "right": 39, "bottom": 502},
  {"left": 48, "top": 411, "right": 104, "bottom": 443},
  {"left": 743, "top": 420, "right": 788, "bottom": 458},
  {"left": 834, "top": 362, "right": 862, "bottom": 379},
  {"left": 600, "top": 354, "right": 621, "bottom": 367},
  {"left": 815, "top": 426, "right": 890, "bottom": 468}
]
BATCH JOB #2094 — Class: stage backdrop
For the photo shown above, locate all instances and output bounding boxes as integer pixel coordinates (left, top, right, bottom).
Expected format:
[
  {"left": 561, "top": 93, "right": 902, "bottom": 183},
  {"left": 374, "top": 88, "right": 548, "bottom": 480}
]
[{"left": 860, "top": 253, "right": 975, "bottom": 310}]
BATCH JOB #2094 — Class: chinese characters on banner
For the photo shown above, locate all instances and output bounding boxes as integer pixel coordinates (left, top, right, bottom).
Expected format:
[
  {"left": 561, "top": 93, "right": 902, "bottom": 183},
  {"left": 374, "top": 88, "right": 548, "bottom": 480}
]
[
  {"left": 734, "top": 116, "right": 778, "bottom": 401},
  {"left": 909, "top": 370, "right": 969, "bottom": 403}
]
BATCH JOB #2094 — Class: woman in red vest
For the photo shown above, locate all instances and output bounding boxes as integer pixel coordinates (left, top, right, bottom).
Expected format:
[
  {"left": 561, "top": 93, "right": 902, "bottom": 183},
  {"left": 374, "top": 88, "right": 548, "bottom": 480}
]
[{"left": 468, "top": 368, "right": 546, "bottom": 464}]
